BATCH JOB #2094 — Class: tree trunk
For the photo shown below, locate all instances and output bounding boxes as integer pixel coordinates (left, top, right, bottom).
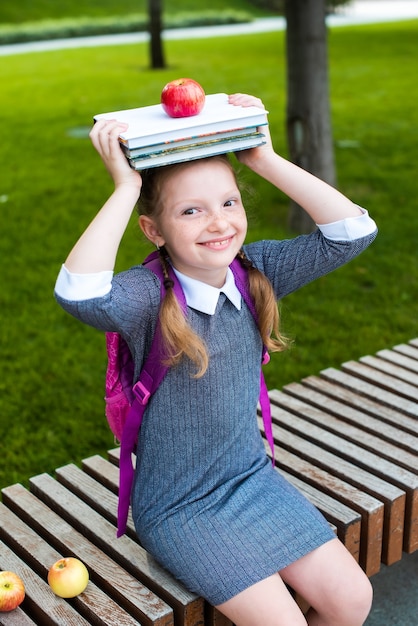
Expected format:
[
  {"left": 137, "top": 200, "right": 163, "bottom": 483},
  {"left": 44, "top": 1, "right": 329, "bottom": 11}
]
[
  {"left": 148, "top": 0, "right": 165, "bottom": 69},
  {"left": 284, "top": 0, "right": 336, "bottom": 232}
]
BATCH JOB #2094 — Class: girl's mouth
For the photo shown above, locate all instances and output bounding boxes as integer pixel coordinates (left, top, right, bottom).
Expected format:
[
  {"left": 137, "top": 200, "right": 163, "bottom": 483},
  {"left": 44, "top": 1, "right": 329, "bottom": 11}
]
[{"left": 200, "top": 236, "right": 234, "bottom": 250}]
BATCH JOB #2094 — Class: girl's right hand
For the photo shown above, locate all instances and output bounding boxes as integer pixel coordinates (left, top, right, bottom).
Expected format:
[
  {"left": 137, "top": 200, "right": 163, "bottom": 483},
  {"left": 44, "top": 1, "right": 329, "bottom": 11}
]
[
  {"left": 227, "top": 93, "right": 276, "bottom": 173},
  {"left": 89, "top": 119, "right": 142, "bottom": 190}
]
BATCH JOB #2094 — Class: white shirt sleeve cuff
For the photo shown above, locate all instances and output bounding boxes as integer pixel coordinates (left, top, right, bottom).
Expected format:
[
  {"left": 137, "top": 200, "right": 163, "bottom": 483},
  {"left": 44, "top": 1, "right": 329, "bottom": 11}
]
[
  {"left": 317, "top": 207, "right": 377, "bottom": 241},
  {"left": 55, "top": 264, "right": 113, "bottom": 300}
]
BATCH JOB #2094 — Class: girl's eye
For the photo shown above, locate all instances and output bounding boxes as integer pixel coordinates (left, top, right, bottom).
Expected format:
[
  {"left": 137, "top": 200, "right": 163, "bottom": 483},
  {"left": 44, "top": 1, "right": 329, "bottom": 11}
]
[
  {"left": 182, "top": 207, "right": 198, "bottom": 215},
  {"left": 224, "top": 199, "right": 237, "bottom": 207}
]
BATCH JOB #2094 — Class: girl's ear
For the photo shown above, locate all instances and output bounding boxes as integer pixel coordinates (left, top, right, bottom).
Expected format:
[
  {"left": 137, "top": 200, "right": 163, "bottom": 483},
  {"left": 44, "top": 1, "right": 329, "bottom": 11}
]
[{"left": 139, "top": 215, "right": 165, "bottom": 247}]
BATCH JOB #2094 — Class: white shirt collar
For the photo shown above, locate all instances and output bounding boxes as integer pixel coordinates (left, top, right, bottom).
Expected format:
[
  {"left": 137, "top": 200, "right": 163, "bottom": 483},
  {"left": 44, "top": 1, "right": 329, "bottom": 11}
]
[{"left": 172, "top": 267, "right": 242, "bottom": 315}]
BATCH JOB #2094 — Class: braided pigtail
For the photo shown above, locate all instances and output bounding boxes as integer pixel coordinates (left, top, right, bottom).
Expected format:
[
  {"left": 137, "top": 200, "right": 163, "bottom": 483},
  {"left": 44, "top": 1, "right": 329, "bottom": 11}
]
[
  {"left": 236, "top": 249, "right": 289, "bottom": 354},
  {"left": 157, "top": 247, "right": 209, "bottom": 377}
]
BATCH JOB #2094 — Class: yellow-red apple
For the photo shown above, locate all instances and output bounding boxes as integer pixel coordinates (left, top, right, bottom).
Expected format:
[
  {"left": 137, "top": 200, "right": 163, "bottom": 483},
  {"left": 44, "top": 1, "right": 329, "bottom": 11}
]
[
  {"left": 47, "top": 557, "right": 89, "bottom": 598},
  {"left": 0, "top": 571, "right": 25, "bottom": 612}
]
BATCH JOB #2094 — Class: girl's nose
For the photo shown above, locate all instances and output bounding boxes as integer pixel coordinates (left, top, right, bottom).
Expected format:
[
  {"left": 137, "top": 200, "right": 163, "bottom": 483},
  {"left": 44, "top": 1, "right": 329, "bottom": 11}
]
[{"left": 207, "top": 210, "right": 229, "bottom": 232}]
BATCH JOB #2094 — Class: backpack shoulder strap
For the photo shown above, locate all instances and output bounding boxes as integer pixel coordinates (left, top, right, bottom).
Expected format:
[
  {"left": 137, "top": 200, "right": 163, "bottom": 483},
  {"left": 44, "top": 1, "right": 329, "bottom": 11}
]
[
  {"left": 230, "top": 257, "right": 275, "bottom": 466},
  {"left": 117, "top": 251, "right": 187, "bottom": 536}
]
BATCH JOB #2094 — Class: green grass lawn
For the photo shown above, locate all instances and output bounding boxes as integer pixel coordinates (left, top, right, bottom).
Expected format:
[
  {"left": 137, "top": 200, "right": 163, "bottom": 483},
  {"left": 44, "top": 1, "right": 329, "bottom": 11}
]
[
  {"left": 0, "top": 0, "right": 270, "bottom": 23},
  {"left": 1, "top": 20, "right": 417, "bottom": 489}
]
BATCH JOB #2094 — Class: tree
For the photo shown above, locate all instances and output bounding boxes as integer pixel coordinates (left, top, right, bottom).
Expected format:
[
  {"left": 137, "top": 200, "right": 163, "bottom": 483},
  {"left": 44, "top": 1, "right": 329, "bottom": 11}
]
[
  {"left": 148, "top": 0, "right": 165, "bottom": 69},
  {"left": 284, "top": 0, "right": 336, "bottom": 233}
]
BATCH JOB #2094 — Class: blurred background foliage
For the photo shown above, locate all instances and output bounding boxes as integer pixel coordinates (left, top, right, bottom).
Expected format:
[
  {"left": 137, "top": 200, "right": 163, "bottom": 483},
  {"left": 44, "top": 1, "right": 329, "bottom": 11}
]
[{"left": 0, "top": 5, "right": 416, "bottom": 489}]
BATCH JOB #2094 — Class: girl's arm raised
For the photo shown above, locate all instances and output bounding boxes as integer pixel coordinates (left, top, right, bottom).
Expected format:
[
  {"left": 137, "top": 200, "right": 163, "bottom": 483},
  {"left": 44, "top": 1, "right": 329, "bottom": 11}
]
[
  {"left": 64, "top": 119, "right": 143, "bottom": 274},
  {"left": 229, "top": 93, "right": 362, "bottom": 225}
]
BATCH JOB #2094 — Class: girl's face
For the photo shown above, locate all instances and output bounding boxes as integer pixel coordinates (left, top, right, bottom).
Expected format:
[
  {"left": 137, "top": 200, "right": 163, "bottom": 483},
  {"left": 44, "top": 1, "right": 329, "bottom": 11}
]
[{"left": 140, "top": 159, "right": 248, "bottom": 287}]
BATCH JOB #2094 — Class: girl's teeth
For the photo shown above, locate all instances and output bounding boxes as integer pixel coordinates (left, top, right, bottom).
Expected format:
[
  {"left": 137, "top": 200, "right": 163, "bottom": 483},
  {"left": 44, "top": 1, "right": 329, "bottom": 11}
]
[{"left": 209, "top": 239, "right": 228, "bottom": 246}]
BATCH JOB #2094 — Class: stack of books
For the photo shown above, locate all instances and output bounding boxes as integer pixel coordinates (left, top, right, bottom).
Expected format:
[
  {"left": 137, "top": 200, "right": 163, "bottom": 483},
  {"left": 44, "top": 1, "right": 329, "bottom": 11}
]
[{"left": 94, "top": 93, "right": 268, "bottom": 170}]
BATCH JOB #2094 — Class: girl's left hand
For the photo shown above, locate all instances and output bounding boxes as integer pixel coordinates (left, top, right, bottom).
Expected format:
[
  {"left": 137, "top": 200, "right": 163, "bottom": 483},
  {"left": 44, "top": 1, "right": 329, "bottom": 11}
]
[
  {"left": 228, "top": 93, "right": 275, "bottom": 169},
  {"left": 89, "top": 119, "right": 142, "bottom": 190}
]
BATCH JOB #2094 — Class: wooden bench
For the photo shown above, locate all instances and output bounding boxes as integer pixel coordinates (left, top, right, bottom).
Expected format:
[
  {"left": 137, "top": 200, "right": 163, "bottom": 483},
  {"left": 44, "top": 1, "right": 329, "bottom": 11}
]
[{"left": 1, "top": 339, "right": 417, "bottom": 625}]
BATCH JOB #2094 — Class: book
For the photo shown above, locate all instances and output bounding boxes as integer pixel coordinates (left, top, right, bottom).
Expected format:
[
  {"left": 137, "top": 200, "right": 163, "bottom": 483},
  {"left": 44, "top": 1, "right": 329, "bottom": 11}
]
[
  {"left": 94, "top": 93, "right": 268, "bottom": 149},
  {"left": 128, "top": 133, "right": 266, "bottom": 170},
  {"left": 121, "top": 126, "right": 260, "bottom": 159}
]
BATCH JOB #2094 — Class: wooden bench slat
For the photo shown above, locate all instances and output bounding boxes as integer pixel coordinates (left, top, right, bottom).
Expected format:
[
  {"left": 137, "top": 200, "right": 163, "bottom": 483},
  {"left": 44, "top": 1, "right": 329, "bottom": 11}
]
[
  {"left": 27, "top": 474, "right": 204, "bottom": 626},
  {"left": 55, "top": 463, "right": 137, "bottom": 538},
  {"left": 377, "top": 348, "right": 418, "bottom": 373},
  {"left": 391, "top": 342, "right": 418, "bottom": 362},
  {"left": 283, "top": 380, "right": 418, "bottom": 455},
  {"left": 359, "top": 354, "right": 418, "bottom": 386},
  {"left": 0, "top": 607, "right": 36, "bottom": 626},
  {"left": 341, "top": 360, "right": 418, "bottom": 402},
  {"left": 0, "top": 502, "right": 143, "bottom": 626},
  {"left": 269, "top": 403, "right": 413, "bottom": 499},
  {"left": 2, "top": 484, "right": 174, "bottom": 626},
  {"left": 271, "top": 388, "right": 418, "bottom": 473},
  {"left": 82, "top": 455, "right": 119, "bottom": 495},
  {"left": 320, "top": 367, "right": 418, "bottom": 419},
  {"left": 0, "top": 537, "right": 91, "bottom": 626},
  {"left": 108, "top": 447, "right": 121, "bottom": 467},
  {"left": 300, "top": 375, "right": 418, "bottom": 437}
]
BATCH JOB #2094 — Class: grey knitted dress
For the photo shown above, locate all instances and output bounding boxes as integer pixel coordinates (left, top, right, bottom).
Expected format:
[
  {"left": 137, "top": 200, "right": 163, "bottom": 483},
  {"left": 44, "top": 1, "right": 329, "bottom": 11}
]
[{"left": 56, "top": 231, "right": 376, "bottom": 605}]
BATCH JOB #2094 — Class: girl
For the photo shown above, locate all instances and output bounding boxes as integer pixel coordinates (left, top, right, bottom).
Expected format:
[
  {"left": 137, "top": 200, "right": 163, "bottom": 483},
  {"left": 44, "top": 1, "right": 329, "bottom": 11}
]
[{"left": 55, "top": 94, "right": 377, "bottom": 625}]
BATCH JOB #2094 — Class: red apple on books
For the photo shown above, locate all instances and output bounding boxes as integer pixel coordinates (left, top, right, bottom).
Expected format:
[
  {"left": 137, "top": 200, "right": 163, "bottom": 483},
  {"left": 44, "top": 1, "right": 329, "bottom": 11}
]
[
  {"left": 47, "top": 557, "right": 89, "bottom": 598},
  {"left": 0, "top": 571, "right": 25, "bottom": 612},
  {"left": 161, "top": 78, "right": 205, "bottom": 118}
]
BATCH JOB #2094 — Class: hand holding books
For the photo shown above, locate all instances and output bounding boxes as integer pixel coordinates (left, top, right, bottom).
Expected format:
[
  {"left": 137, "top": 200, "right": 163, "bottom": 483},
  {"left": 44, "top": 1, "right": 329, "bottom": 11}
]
[
  {"left": 227, "top": 92, "right": 275, "bottom": 170},
  {"left": 89, "top": 119, "right": 142, "bottom": 190}
]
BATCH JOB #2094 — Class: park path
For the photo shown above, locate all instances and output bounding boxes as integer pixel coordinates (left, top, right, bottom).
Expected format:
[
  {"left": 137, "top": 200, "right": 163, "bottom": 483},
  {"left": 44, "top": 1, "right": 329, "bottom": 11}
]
[{"left": 1, "top": 0, "right": 418, "bottom": 57}]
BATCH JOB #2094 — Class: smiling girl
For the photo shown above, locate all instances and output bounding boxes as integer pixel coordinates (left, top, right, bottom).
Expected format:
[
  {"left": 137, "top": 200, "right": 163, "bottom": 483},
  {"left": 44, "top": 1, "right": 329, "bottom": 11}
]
[{"left": 55, "top": 94, "right": 377, "bottom": 625}]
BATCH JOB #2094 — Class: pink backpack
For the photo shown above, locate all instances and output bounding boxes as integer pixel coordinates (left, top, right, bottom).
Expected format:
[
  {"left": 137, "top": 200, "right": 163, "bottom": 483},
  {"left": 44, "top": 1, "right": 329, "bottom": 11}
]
[{"left": 105, "top": 251, "right": 274, "bottom": 537}]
